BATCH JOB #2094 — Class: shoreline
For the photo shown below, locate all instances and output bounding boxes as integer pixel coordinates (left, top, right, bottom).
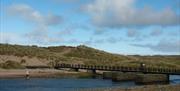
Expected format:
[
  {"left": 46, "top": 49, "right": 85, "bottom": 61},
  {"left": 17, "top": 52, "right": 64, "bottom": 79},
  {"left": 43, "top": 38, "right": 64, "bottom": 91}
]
[
  {"left": 77, "top": 84, "right": 180, "bottom": 91},
  {"left": 1, "top": 69, "right": 180, "bottom": 91},
  {"left": 0, "top": 69, "right": 95, "bottom": 79}
]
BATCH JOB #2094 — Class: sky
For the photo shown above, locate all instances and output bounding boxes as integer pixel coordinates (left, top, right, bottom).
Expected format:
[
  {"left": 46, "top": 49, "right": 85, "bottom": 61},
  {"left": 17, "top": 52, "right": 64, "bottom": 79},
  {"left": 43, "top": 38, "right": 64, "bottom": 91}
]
[{"left": 0, "top": 0, "right": 180, "bottom": 55}]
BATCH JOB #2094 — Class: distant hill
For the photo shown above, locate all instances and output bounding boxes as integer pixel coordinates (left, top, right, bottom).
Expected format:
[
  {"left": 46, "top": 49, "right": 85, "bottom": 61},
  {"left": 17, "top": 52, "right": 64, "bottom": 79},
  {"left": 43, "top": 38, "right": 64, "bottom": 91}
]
[{"left": 0, "top": 43, "right": 180, "bottom": 69}]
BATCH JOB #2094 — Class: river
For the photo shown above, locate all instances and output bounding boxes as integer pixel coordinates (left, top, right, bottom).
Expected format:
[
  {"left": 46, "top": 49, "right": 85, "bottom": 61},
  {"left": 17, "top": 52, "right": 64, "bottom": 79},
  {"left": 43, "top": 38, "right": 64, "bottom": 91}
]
[{"left": 0, "top": 75, "right": 179, "bottom": 91}]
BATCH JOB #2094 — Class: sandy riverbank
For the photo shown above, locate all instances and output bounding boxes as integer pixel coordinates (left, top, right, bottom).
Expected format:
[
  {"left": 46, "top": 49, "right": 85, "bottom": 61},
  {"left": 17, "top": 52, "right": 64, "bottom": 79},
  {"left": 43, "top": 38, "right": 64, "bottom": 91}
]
[
  {"left": 0, "top": 69, "right": 179, "bottom": 91},
  {"left": 0, "top": 69, "right": 92, "bottom": 78}
]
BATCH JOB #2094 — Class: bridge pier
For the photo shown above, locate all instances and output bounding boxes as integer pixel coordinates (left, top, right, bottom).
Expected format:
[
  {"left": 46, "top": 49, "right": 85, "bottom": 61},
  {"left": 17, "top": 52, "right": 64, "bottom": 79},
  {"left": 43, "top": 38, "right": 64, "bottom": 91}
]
[
  {"left": 71, "top": 68, "right": 79, "bottom": 72},
  {"left": 166, "top": 74, "right": 170, "bottom": 83},
  {"left": 87, "top": 69, "right": 96, "bottom": 74},
  {"left": 92, "top": 69, "right": 96, "bottom": 74},
  {"left": 103, "top": 72, "right": 113, "bottom": 79},
  {"left": 135, "top": 74, "right": 170, "bottom": 84},
  {"left": 112, "top": 72, "right": 137, "bottom": 82}
]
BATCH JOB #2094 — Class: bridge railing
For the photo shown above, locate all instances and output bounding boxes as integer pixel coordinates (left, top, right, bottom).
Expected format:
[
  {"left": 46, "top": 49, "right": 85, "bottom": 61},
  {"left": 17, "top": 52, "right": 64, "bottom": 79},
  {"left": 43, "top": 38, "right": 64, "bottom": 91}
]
[{"left": 55, "top": 63, "right": 180, "bottom": 75}]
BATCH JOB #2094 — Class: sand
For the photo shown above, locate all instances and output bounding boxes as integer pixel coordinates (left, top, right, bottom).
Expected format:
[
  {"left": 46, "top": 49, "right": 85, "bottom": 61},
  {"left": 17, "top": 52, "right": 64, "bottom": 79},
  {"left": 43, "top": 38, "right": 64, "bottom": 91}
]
[{"left": 0, "top": 69, "right": 80, "bottom": 78}]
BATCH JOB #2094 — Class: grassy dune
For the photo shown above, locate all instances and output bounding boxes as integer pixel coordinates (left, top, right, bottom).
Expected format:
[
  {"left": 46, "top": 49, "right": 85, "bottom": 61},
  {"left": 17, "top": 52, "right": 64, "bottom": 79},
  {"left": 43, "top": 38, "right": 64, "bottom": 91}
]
[{"left": 0, "top": 43, "right": 180, "bottom": 69}]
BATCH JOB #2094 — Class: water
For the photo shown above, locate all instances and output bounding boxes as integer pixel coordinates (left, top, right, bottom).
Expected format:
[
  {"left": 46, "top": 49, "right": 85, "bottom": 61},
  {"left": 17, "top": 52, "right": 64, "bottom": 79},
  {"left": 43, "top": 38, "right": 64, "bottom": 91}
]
[
  {"left": 0, "top": 75, "right": 179, "bottom": 91},
  {"left": 170, "top": 75, "right": 180, "bottom": 84},
  {"left": 0, "top": 78, "right": 135, "bottom": 91}
]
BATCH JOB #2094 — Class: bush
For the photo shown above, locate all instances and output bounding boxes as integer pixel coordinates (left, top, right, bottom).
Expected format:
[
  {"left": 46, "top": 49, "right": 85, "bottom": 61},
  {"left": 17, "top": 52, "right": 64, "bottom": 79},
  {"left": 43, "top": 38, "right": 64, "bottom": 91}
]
[
  {"left": 20, "top": 59, "right": 26, "bottom": 64},
  {"left": 1, "top": 60, "right": 24, "bottom": 69}
]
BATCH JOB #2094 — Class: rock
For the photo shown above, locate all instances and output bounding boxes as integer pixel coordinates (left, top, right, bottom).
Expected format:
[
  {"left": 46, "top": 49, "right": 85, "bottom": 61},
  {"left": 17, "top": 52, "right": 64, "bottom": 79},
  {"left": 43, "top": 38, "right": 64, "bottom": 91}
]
[{"left": 102, "top": 72, "right": 113, "bottom": 79}]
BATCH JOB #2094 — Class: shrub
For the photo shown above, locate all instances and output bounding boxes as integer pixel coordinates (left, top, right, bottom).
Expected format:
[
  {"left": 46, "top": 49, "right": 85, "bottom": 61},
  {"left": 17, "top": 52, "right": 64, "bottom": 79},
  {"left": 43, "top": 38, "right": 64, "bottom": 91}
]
[
  {"left": 1, "top": 60, "right": 24, "bottom": 69},
  {"left": 20, "top": 59, "right": 26, "bottom": 64}
]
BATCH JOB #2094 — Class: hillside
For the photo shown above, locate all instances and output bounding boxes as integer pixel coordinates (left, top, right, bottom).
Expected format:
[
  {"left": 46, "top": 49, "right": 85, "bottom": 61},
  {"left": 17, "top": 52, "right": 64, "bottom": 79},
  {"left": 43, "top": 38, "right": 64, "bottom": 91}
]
[{"left": 0, "top": 43, "right": 180, "bottom": 69}]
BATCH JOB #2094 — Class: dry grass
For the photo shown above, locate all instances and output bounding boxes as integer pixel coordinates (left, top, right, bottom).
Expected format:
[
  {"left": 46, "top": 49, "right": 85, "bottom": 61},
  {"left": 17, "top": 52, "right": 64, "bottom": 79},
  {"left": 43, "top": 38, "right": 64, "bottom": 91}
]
[{"left": 0, "top": 44, "right": 180, "bottom": 69}]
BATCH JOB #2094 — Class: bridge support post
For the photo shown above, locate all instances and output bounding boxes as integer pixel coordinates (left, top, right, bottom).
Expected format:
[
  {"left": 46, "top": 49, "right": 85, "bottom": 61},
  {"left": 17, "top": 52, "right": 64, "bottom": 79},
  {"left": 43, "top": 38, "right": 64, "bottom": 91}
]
[
  {"left": 75, "top": 68, "right": 79, "bottom": 72},
  {"left": 87, "top": 69, "right": 96, "bottom": 74},
  {"left": 71, "top": 68, "right": 79, "bottom": 72},
  {"left": 92, "top": 69, "right": 96, "bottom": 74},
  {"left": 166, "top": 74, "right": 170, "bottom": 83},
  {"left": 135, "top": 74, "right": 170, "bottom": 84}
]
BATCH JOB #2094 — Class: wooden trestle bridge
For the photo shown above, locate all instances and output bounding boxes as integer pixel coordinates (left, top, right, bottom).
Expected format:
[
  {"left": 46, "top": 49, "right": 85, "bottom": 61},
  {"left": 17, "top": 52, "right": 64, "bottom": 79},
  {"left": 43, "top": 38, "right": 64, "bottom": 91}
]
[{"left": 54, "top": 63, "right": 180, "bottom": 75}]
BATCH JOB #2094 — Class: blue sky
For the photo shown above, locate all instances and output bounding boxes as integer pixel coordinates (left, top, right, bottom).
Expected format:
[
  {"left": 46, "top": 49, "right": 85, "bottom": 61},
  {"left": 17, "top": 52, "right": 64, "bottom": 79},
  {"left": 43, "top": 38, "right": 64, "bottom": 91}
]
[{"left": 0, "top": 0, "right": 180, "bottom": 55}]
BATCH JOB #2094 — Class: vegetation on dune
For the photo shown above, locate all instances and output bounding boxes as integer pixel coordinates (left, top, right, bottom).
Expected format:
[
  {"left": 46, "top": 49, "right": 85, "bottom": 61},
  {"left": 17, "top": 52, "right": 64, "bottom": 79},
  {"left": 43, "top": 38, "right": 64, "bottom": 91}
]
[
  {"left": 0, "top": 60, "right": 24, "bottom": 69},
  {"left": 0, "top": 43, "right": 180, "bottom": 69},
  {"left": 0, "top": 44, "right": 54, "bottom": 59},
  {"left": 63, "top": 45, "right": 131, "bottom": 65}
]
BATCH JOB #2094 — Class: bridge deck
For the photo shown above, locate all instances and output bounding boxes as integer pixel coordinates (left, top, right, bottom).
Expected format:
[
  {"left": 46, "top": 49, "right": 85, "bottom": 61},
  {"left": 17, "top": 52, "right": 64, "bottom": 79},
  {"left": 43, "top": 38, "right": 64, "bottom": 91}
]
[{"left": 55, "top": 64, "right": 180, "bottom": 75}]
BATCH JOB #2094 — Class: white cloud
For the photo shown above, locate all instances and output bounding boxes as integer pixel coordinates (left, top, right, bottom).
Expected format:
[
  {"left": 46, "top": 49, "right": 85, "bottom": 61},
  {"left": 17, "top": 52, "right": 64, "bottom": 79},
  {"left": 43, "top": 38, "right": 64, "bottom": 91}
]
[
  {"left": 7, "top": 4, "right": 43, "bottom": 24},
  {"left": 126, "top": 29, "right": 145, "bottom": 41},
  {"left": 25, "top": 26, "right": 63, "bottom": 45},
  {"left": 0, "top": 32, "right": 14, "bottom": 43},
  {"left": 127, "top": 29, "right": 139, "bottom": 37},
  {"left": 58, "top": 28, "right": 73, "bottom": 36},
  {"left": 85, "top": 0, "right": 179, "bottom": 28},
  {"left": 106, "top": 37, "right": 121, "bottom": 43},
  {"left": 132, "top": 40, "right": 180, "bottom": 53},
  {"left": 7, "top": 4, "right": 62, "bottom": 26},
  {"left": 0, "top": 32, "right": 23, "bottom": 44},
  {"left": 150, "top": 28, "right": 163, "bottom": 36},
  {"left": 6, "top": 4, "right": 63, "bottom": 44},
  {"left": 51, "top": 0, "right": 81, "bottom": 3},
  {"left": 46, "top": 14, "right": 62, "bottom": 25}
]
